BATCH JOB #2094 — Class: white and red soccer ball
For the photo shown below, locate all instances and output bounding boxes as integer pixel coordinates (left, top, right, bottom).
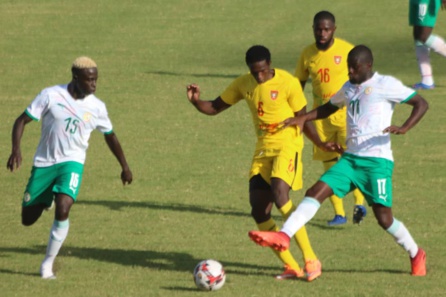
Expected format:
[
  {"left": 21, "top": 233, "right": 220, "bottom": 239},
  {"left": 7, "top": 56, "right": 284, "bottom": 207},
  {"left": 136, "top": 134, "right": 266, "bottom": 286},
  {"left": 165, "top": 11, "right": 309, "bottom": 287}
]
[{"left": 193, "top": 259, "right": 226, "bottom": 291}]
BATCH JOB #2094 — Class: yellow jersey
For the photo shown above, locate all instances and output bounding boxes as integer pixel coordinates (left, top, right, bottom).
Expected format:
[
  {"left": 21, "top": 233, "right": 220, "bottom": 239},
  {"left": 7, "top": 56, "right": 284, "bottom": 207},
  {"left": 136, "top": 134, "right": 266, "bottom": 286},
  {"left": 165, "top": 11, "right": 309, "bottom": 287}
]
[
  {"left": 295, "top": 38, "right": 353, "bottom": 109},
  {"left": 221, "top": 68, "right": 307, "bottom": 152}
]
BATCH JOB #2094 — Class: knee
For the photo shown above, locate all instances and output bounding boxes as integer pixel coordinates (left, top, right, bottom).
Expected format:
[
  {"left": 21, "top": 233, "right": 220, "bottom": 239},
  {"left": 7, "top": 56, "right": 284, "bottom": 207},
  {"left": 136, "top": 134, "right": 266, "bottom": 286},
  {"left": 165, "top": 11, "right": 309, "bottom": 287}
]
[
  {"left": 21, "top": 207, "right": 42, "bottom": 226},
  {"left": 271, "top": 187, "right": 288, "bottom": 206},
  {"left": 55, "top": 208, "right": 70, "bottom": 221},
  {"left": 376, "top": 215, "right": 393, "bottom": 230},
  {"left": 250, "top": 206, "right": 271, "bottom": 224},
  {"left": 21, "top": 216, "right": 37, "bottom": 226}
]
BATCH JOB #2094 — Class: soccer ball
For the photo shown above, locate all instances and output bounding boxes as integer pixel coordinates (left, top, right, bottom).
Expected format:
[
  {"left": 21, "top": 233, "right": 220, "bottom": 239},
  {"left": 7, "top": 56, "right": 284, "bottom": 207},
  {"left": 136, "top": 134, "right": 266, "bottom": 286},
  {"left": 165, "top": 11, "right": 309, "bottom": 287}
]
[{"left": 193, "top": 259, "right": 226, "bottom": 291}]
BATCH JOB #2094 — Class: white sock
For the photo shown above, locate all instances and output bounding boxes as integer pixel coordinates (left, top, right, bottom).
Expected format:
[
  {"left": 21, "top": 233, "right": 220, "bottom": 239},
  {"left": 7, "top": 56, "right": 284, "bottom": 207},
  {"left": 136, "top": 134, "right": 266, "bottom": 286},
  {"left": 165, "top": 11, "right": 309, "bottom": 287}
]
[
  {"left": 281, "top": 197, "right": 320, "bottom": 237},
  {"left": 40, "top": 219, "right": 69, "bottom": 278},
  {"left": 386, "top": 218, "right": 418, "bottom": 258},
  {"left": 415, "top": 42, "right": 434, "bottom": 86},
  {"left": 426, "top": 34, "right": 446, "bottom": 57}
]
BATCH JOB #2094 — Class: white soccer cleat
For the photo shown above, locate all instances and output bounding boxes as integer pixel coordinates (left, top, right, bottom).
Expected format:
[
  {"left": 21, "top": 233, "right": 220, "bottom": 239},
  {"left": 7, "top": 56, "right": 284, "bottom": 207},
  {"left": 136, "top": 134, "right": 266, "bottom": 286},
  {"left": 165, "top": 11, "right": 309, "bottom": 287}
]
[{"left": 40, "top": 265, "right": 56, "bottom": 280}]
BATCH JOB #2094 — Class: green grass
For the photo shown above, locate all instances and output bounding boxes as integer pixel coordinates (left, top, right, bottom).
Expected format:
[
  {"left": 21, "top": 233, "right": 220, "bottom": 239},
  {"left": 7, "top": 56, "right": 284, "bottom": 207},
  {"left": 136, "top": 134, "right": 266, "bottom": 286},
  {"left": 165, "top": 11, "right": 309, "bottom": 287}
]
[{"left": 1, "top": 0, "right": 446, "bottom": 296}]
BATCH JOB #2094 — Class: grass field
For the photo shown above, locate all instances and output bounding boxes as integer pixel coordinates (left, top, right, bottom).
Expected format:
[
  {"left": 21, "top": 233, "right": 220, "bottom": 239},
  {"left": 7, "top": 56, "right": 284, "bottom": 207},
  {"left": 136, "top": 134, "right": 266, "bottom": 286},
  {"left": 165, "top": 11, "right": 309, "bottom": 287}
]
[{"left": 1, "top": 0, "right": 446, "bottom": 296}]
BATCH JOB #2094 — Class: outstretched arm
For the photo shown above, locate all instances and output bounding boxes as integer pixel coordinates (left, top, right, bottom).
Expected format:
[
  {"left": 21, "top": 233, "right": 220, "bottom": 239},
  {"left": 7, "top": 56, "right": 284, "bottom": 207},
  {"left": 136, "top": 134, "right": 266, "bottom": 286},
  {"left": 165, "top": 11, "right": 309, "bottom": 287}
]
[
  {"left": 296, "top": 106, "right": 323, "bottom": 147},
  {"left": 282, "top": 102, "right": 339, "bottom": 131},
  {"left": 104, "top": 132, "right": 133, "bottom": 185},
  {"left": 299, "top": 105, "right": 343, "bottom": 154},
  {"left": 7, "top": 112, "right": 33, "bottom": 172},
  {"left": 186, "top": 84, "right": 231, "bottom": 115},
  {"left": 383, "top": 94, "right": 429, "bottom": 134}
]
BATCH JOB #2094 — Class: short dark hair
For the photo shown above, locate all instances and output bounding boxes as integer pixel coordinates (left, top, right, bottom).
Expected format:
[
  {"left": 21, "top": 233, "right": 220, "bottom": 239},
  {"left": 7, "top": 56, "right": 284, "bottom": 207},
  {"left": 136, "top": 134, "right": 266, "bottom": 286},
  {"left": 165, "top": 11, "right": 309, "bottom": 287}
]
[
  {"left": 313, "top": 10, "right": 335, "bottom": 24},
  {"left": 349, "top": 45, "right": 374, "bottom": 64},
  {"left": 245, "top": 45, "right": 271, "bottom": 65}
]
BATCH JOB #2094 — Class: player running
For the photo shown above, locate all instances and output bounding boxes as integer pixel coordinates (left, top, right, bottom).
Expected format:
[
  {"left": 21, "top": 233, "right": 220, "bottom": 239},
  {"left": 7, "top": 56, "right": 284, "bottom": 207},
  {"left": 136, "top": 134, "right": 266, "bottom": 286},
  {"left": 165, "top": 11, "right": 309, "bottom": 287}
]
[{"left": 7, "top": 57, "right": 133, "bottom": 279}]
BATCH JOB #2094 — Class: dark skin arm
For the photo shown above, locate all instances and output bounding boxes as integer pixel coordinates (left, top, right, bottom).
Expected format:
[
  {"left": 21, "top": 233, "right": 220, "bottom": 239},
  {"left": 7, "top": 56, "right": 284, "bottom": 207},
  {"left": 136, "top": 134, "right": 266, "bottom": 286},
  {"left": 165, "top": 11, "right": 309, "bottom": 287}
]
[
  {"left": 295, "top": 106, "right": 324, "bottom": 149},
  {"left": 282, "top": 102, "right": 342, "bottom": 153},
  {"left": 297, "top": 80, "right": 337, "bottom": 152},
  {"left": 383, "top": 94, "right": 428, "bottom": 134},
  {"left": 186, "top": 84, "right": 231, "bottom": 115},
  {"left": 104, "top": 132, "right": 133, "bottom": 185},
  {"left": 283, "top": 101, "right": 339, "bottom": 130},
  {"left": 7, "top": 112, "right": 33, "bottom": 172}
]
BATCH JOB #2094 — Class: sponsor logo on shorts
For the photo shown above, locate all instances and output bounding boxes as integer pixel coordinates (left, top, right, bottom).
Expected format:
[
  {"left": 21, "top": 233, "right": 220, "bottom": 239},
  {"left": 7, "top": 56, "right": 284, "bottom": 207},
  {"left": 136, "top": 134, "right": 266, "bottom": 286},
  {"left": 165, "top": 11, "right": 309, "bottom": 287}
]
[{"left": 23, "top": 192, "right": 31, "bottom": 202}]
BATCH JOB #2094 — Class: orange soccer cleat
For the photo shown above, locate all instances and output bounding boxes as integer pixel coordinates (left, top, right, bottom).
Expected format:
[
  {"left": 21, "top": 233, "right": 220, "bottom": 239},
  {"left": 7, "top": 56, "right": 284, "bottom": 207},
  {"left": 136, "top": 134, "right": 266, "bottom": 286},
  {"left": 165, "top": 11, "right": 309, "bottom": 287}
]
[
  {"left": 305, "top": 259, "right": 322, "bottom": 282},
  {"left": 248, "top": 231, "right": 290, "bottom": 252},
  {"left": 411, "top": 248, "right": 426, "bottom": 276},
  {"left": 275, "top": 264, "right": 305, "bottom": 280}
]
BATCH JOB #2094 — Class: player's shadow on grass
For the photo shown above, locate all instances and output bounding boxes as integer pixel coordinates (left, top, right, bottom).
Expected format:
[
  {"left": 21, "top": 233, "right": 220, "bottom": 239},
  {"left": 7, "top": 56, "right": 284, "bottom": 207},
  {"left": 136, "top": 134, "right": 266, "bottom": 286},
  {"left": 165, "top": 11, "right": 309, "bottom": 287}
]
[
  {"left": 76, "top": 200, "right": 325, "bottom": 229},
  {"left": 145, "top": 70, "right": 238, "bottom": 79},
  {"left": 0, "top": 246, "right": 284, "bottom": 278},
  {"left": 0, "top": 246, "right": 407, "bottom": 282},
  {"left": 77, "top": 200, "right": 251, "bottom": 218}
]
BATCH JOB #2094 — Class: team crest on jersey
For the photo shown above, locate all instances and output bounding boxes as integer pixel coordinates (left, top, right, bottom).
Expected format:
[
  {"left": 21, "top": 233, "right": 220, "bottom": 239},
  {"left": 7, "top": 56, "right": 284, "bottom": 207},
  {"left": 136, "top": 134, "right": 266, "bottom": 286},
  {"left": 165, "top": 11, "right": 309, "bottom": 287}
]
[
  {"left": 83, "top": 112, "right": 92, "bottom": 122},
  {"left": 334, "top": 56, "right": 342, "bottom": 64},
  {"left": 270, "top": 90, "right": 278, "bottom": 100},
  {"left": 365, "top": 87, "right": 373, "bottom": 95},
  {"left": 23, "top": 192, "right": 31, "bottom": 203}
]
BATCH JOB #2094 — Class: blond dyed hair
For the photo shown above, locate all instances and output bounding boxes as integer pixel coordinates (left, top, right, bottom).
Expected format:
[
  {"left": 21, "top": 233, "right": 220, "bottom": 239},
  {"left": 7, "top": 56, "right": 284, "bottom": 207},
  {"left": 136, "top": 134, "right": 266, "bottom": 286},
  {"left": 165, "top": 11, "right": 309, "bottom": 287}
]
[{"left": 72, "top": 56, "right": 97, "bottom": 69}]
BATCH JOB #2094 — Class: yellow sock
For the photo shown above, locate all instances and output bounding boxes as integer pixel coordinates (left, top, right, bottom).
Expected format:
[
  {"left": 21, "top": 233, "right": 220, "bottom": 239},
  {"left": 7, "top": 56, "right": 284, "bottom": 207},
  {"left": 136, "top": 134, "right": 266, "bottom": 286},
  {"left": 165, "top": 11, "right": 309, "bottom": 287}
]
[
  {"left": 323, "top": 160, "right": 345, "bottom": 217},
  {"left": 353, "top": 188, "right": 365, "bottom": 205},
  {"left": 329, "top": 195, "right": 345, "bottom": 217},
  {"left": 257, "top": 218, "right": 302, "bottom": 271},
  {"left": 279, "top": 200, "right": 317, "bottom": 261}
]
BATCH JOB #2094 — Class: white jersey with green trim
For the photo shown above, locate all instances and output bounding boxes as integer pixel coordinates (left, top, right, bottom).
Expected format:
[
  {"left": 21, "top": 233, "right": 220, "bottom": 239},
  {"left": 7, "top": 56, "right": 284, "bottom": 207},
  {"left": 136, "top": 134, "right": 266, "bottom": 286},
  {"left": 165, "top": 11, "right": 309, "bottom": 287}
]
[
  {"left": 330, "top": 72, "right": 416, "bottom": 161},
  {"left": 26, "top": 84, "right": 113, "bottom": 167}
]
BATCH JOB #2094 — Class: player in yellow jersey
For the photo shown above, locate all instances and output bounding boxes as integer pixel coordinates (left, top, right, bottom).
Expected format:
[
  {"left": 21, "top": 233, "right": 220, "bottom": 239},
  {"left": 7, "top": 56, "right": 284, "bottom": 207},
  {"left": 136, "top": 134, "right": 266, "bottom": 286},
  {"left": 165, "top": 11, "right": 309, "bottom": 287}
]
[
  {"left": 295, "top": 11, "right": 367, "bottom": 226},
  {"left": 186, "top": 45, "right": 333, "bottom": 281}
]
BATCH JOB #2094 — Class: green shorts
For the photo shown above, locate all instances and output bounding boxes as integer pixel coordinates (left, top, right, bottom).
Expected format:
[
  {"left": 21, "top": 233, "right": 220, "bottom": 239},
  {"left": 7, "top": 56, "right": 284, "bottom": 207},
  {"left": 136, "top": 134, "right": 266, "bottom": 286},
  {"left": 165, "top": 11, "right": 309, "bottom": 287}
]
[
  {"left": 22, "top": 161, "right": 84, "bottom": 207},
  {"left": 409, "top": 0, "right": 441, "bottom": 27},
  {"left": 320, "top": 153, "right": 394, "bottom": 207}
]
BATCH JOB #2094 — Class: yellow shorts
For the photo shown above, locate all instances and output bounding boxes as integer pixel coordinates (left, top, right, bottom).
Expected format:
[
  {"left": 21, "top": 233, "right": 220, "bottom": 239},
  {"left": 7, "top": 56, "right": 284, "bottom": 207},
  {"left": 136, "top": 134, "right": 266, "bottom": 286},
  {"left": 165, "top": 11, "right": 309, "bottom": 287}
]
[
  {"left": 249, "top": 146, "right": 303, "bottom": 191},
  {"left": 313, "top": 112, "right": 347, "bottom": 161}
]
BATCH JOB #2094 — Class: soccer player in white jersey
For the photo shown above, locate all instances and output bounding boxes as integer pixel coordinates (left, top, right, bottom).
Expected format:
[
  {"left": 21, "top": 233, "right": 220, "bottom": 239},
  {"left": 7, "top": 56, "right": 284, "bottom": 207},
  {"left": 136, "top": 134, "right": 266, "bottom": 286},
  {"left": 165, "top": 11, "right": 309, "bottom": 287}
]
[
  {"left": 249, "top": 45, "right": 429, "bottom": 276},
  {"left": 6, "top": 57, "right": 133, "bottom": 279}
]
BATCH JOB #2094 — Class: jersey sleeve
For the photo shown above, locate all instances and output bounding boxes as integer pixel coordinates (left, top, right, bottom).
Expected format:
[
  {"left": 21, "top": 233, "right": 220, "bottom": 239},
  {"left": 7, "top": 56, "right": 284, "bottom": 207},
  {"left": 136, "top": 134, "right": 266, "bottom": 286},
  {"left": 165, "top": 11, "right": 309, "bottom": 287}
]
[
  {"left": 382, "top": 77, "right": 417, "bottom": 104},
  {"left": 220, "top": 76, "right": 245, "bottom": 105},
  {"left": 96, "top": 104, "right": 113, "bottom": 134},
  {"left": 287, "top": 77, "right": 307, "bottom": 112},
  {"left": 294, "top": 52, "right": 309, "bottom": 82},
  {"left": 26, "top": 89, "right": 50, "bottom": 121}
]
